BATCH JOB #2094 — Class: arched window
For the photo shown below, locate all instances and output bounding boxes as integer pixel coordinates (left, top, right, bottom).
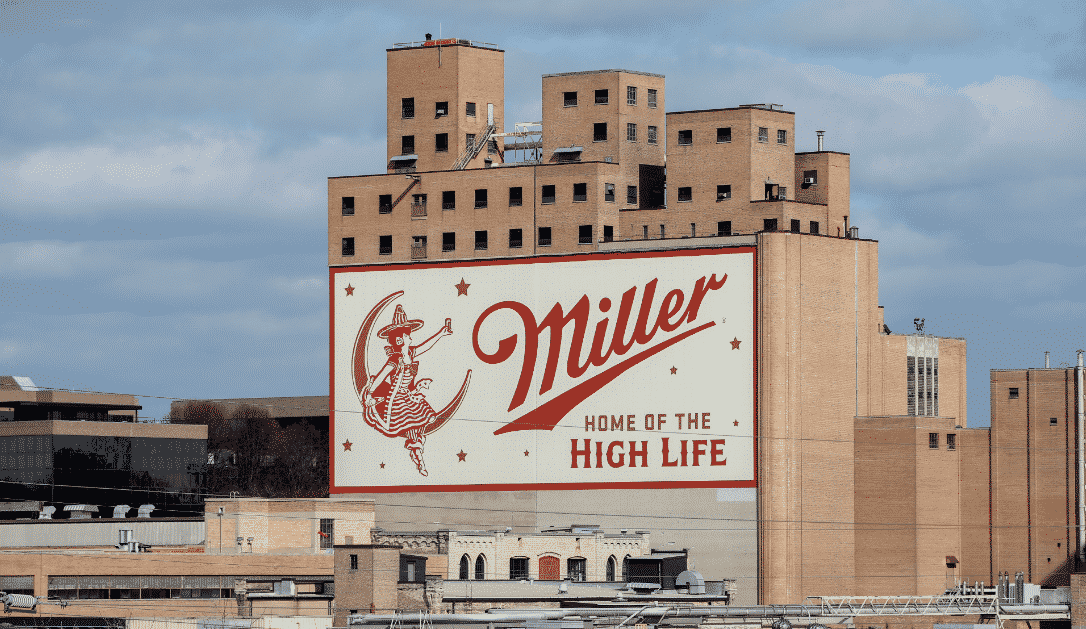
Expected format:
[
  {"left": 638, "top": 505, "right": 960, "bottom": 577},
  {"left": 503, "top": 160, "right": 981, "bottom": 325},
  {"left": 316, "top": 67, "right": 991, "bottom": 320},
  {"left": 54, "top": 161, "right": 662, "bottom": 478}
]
[
  {"left": 459, "top": 554, "right": 470, "bottom": 580},
  {"left": 606, "top": 555, "right": 617, "bottom": 582},
  {"left": 622, "top": 555, "right": 630, "bottom": 582},
  {"left": 475, "top": 554, "right": 486, "bottom": 580}
]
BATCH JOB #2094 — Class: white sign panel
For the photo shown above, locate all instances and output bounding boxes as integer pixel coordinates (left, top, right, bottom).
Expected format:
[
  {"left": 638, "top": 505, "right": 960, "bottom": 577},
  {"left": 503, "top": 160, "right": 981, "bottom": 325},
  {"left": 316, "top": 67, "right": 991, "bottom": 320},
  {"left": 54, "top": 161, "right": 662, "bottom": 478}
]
[{"left": 330, "top": 247, "right": 756, "bottom": 493}]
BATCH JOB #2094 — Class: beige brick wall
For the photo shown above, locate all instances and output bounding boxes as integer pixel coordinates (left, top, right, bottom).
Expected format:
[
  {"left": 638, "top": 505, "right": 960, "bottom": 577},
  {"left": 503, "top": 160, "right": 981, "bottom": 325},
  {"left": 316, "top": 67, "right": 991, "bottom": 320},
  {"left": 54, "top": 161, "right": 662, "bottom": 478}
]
[
  {"left": 205, "top": 498, "right": 375, "bottom": 555},
  {"left": 447, "top": 530, "right": 648, "bottom": 581}
]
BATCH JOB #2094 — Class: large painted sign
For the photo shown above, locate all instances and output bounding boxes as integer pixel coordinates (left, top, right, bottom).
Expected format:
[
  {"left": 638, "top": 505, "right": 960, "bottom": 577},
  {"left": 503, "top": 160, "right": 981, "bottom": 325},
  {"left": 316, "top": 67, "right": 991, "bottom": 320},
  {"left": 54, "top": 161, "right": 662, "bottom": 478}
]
[{"left": 330, "top": 247, "right": 756, "bottom": 492}]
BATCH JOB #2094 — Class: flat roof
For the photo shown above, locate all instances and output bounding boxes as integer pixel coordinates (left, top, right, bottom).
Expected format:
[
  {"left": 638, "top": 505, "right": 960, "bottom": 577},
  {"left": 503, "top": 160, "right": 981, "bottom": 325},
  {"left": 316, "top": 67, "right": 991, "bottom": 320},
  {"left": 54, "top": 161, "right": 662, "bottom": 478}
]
[
  {"left": 795, "top": 150, "right": 851, "bottom": 156},
  {"left": 667, "top": 106, "right": 795, "bottom": 116},
  {"left": 543, "top": 69, "right": 664, "bottom": 79},
  {"left": 329, "top": 160, "right": 619, "bottom": 180}
]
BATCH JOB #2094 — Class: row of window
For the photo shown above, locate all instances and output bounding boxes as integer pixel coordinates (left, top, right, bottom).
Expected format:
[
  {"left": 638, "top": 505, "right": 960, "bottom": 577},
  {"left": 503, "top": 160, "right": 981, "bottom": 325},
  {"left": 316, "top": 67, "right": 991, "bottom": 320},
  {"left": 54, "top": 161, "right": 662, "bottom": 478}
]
[
  {"left": 400, "top": 134, "right": 497, "bottom": 156},
  {"left": 928, "top": 433, "right": 957, "bottom": 450},
  {"left": 564, "top": 87, "right": 657, "bottom": 108},
  {"left": 341, "top": 184, "right": 638, "bottom": 216},
  {"left": 457, "top": 553, "right": 629, "bottom": 582},
  {"left": 672, "top": 127, "right": 787, "bottom": 145},
  {"left": 400, "top": 98, "right": 477, "bottom": 120},
  {"left": 633, "top": 219, "right": 820, "bottom": 240},
  {"left": 341, "top": 225, "right": 615, "bottom": 257}
]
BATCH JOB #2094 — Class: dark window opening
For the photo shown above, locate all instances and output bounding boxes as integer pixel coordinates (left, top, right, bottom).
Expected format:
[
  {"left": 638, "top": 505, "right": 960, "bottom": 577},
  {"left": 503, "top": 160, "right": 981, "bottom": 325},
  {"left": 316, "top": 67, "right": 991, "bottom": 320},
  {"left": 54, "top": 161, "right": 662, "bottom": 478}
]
[
  {"left": 717, "top": 127, "right": 731, "bottom": 143},
  {"left": 379, "top": 194, "right": 392, "bottom": 214},
  {"left": 595, "top": 89, "right": 609, "bottom": 104},
  {"left": 1009, "top": 387, "right": 1019, "bottom": 399},
  {"left": 605, "top": 183, "right": 615, "bottom": 202},
  {"left": 510, "top": 557, "right": 529, "bottom": 580},
  {"left": 758, "top": 127, "right": 769, "bottom": 142},
  {"left": 647, "top": 88, "right": 657, "bottom": 108},
  {"left": 379, "top": 235, "right": 392, "bottom": 256},
  {"left": 475, "top": 189, "right": 488, "bottom": 209},
  {"left": 659, "top": 224, "right": 665, "bottom": 239},
  {"left": 929, "top": 433, "right": 939, "bottom": 449},
  {"left": 475, "top": 230, "right": 488, "bottom": 250},
  {"left": 538, "top": 227, "right": 552, "bottom": 247},
  {"left": 442, "top": 232, "right": 456, "bottom": 252},
  {"left": 564, "top": 91, "right": 578, "bottom": 107},
  {"left": 436, "top": 101, "right": 448, "bottom": 117},
  {"left": 810, "top": 221, "right": 820, "bottom": 235},
  {"left": 573, "top": 182, "right": 588, "bottom": 202},
  {"left": 717, "top": 185, "right": 731, "bottom": 201},
  {"left": 578, "top": 224, "right": 593, "bottom": 244},
  {"left": 603, "top": 225, "right": 614, "bottom": 242},
  {"left": 542, "top": 185, "right": 556, "bottom": 204},
  {"left": 763, "top": 218, "right": 778, "bottom": 232},
  {"left": 803, "top": 170, "right": 818, "bottom": 186},
  {"left": 412, "top": 235, "right": 427, "bottom": 259},
  {"left": 342, "top": 196, "right": 355, "bottom": 216},
  {"left": 466, "top": 102, "right": 476, "bottom": 117},
  {"left": 677, "top": 187, "right": 692, "bottom": 202},
  {"left": 718, "top": 221, "right": 732, "bottom": 236},
  {"left": 593, "top": 122, "right": 608, "bottom": 142},
  {"left": 691, "top": 222, "right": 696, "bottom": 237},
  {"left": 401, "top": 135, "right": 414, "bottom": 155},
  {"left": 778, "top": 129, "right": 787, "bottom": 144},
  {"left": 606, "top": 556, "right": 617, "bottom": 582},
  {"left": 320, "top": 518, "right": 334, "bottom": 548},
  {"left": 779, "top": 186, "right": 787, "bottom": 200},
  {"left": 627, "top": 123, "right": 637, "bottom": 142},
  {"left": 627, "top": 185, "right": 637, "bottom": 205},
  {"left": 647, "top": 125, "right": 658, "bottom": 144},
  {"left": 488, "top": 139, "right": 498, "bottom": 155},
  {"left": 475, "top": 555, "right": 486, "bottom": 581},
  {"left": 509, "top": 186, "right": 523, "bottom": 206},
  {"left": 568, "top": 557, "right": 587, "bottom": 582},
  {"left": 947, "top": 433, "right": 956, "bottom": 450},
  {"left": 459, "top": 555, "right": 469, "bottom": 580},
  {"left": 791, "top": 219, "right": 801, "bottom": 233},
  {"left": 509, "top": 228, "right": 523, "bottom": 249},
  {"left": 435, "top": 133, "right": 449, "bottom": 152},
  {"left": 1051, "top": 417, "right": 1059, "bottom": 426},
  {"left": 442, "top": 190, "right": 455, "bottom": 210},
  {"left": 466, "top": 133, "right": 475, "bottom": 151},
  {"left": 678, "top": 130, "right": 692, "bottom": 146},
  {"left": 350, "top": 554, "right": 358, "bottom": 570},
  {"left": 341, "top": 238, "right": 354, "bottom": 257},
  {"left": 401, "top": 98, "right": 414, "bottom": 119}
]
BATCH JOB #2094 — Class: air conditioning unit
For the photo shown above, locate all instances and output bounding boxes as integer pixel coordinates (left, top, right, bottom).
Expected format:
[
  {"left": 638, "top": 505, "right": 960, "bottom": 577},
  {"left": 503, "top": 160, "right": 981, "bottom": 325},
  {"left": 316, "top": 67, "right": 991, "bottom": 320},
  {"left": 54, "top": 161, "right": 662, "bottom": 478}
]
[
  {"left": 804, "top": 177, "right": 815, "bottom": 184},
  {"left": 717, "top": 193, "right": 730, "bottom": 200}
]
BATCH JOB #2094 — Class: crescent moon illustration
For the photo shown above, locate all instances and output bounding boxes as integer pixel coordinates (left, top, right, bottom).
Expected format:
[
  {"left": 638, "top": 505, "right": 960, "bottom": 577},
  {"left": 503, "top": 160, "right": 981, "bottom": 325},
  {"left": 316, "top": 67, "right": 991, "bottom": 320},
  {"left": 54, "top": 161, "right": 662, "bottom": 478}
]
[{"left": 352, "top": 291, "right": 471, "bottom": 435}]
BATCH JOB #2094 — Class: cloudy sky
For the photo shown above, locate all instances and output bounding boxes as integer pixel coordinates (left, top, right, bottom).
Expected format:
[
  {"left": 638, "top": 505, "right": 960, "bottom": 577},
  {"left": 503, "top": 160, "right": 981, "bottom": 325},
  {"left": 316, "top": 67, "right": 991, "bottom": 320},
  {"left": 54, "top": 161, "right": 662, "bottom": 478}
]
[{"left": 1, "top": 0, "right": 1084, "bottom": 426}]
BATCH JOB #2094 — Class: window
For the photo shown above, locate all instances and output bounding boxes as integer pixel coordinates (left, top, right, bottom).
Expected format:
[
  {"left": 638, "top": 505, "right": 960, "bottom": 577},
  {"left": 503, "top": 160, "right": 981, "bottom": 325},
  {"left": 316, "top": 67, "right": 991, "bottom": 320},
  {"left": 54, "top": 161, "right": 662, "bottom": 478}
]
[
  {"left": 466, "top": 133, "right": 475, "bottom": 150},
  {"left": 810, "top": 221, "right": 820, "bottom": 235},
  {"left": 929, "top": 433, "right": 939, "bottom": 449},
  {"left": 595, "top": 89, "right": 608, "bottom": 104},
  {"left": 593, "top": 122, "right": 608, "bottom": 142},
  {"left": 717, "top": 127, "right": 732, "bottom": 143},
  {"left": 778, "top": 129, "right": 787, "bottom": 144},
  {"left": 578, "top": 224, "right": 592, "bottom": 244},
  {"left": 605, "top": 183, "right": 615, "bottom": 202},
  {"left": 627, "top": 123, "right": 637, "bottom": 142},
  {"left": 488, "top": 139, "right": 498, "bottom": 155},
  {"left": 341, "top": 238, "right": 354, "bottom": 257},
  {"left": 475, "top": 555, "right": 486, "bottom": 581},
  {"left": 779, "top": 186, "right": 787, "bottom": 200},
  {"left": 435, "top": 133, "right": 449, "bottom": 152},
  {"left": 538, "top": 226, "right": 552, "bottom": 247},
  {"left": 319, "top": 519, "right": 334, "bottom": 548},
  {"left": 803, "top": 170, "right": 818, "bottom": 185},
  {"left": 405, "top": 561, "right": 416, "bottom": 582},
  {"left": 1009, "top": 387, "right": 1019, "bottom": 399},
  {"left": 659, "top": 224, "right": 666, "bottom": 238},
  {"left": 350, "top": 554, "right": 358, "bottom": 570},
  {"left": 791, "top": 219, "right": 801, "bottom": 233},
  {"left": 947, "top": 433, "right": 957, "bottom": 451},
  {"left": 603, "top": 225, "right": 613, "bottom": 242},
  {"left": 622, "top": 555, "right": 630, "bottom": 581},
  {"left": 412, "top": 235, "right": 427, "bottom": 259},
  {"left": 401, "top": 135, "right": 415, "bottom": 155},
  {"left": 459, "top": 555, "right": 470, "bottom": 580},
  {"left": 627, "top": 185, "right": 637, "bottom": 205},
  {"left": 466, "top": 102, "right": 476, "bottom": 117},
  {"left": 763, "top": 218, "right": 778, "bottom": 232},
  {"left": 542, "top": 185, "right": 556, "bottom": 204},
  {"left": 718, "top": 221, "right": 732, "bottom": 236},
  {"left": 442, "top": 190, "right": 455, "bottom": 210},
  {"left": 647, "top": 88, "right": 657, "bottom": 108},
  {"left": 379, "top": 194, "right": 392, "bottom": 214},
  {"left": 606, "top": 556, "right": 617, "bottom": 582},
  {"left": 568, "top": 557, "right": 587, "bottom": 582},
  {"left": 642, "top": 225, "right": 648, "bottom": 239},
  {"left": 509, "top": 228, "right": 523, "bottom": 249},
  {"left": 342, "top": 196, "right": 355, "bottom": 216},
  {"left": 379, "top": 235, "right": 392, "bottom": 256},
  {"left": 509, "top": 186, "right": 523, "bottom": 207},
  {"left": 1052, "top": 417, "right": 1059, "bottom": 426},
  {"left": 475, "top": 230, "right": 488, "bottom": 250},
  {"left": 758, "top": 127, "right": 769, "bottom": 142},
  {"left": 717, "top": 185, "right": 731, "bottom": 200},
  {"left": 510, "top": 557, "right": 529, "bottom": 580},
  {"left": 564, "top": 91, "right": 578, "bottom": 107},
  {"left": 677, "top": 187, "right": 692, "bottom": 202},
  {"left": 442, "top": 232, "right": 455, "bottom": 252},
  {"left": 647, "top": 125, "right": 658, "bottom": 144},
  {"left": 678, "top": 129, "right": 692, "bottom": 146},
  {"left": 573, "top": 183, "right": 587, "bottom": 202},
  {"left": 401, "top": 97, "right": 414, "bottom": 119},
  {"left": 691, "top": 222, "right": 696, "bottom": 237},
  {"left": 475, "top": 189, "right": 487, "bottom": 209},
  {"left": 627, "top": 85, "right": 637, "bottom": 105},
  {"left": 436, "top": 101, "right": 448, "bottom": 117}
]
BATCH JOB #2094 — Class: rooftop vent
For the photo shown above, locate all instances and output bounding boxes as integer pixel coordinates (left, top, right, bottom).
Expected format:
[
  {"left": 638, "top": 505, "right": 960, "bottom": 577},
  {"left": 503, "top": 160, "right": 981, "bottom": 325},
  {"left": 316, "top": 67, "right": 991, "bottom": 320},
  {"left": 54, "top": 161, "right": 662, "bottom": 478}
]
[
  {"left": 137, "top": 504, "right": 155, "bottom": 518},
  {"left": 12, "top": 376, "right": 40, "bottom": 391},
  {"left": 64, "top": 504, "right": 98, "bottom": 519},
  {"left": 38, "top": 506, "right": 56, "bottom": 520},
  {"left": 816, "top": 130, "right": 825, "bottom": 151},
  {"left": 676, "top": 570, "right": 706, "bottom": 594},
  {"left": 113, "top": 504, "right": 131, "bottom": 519}
]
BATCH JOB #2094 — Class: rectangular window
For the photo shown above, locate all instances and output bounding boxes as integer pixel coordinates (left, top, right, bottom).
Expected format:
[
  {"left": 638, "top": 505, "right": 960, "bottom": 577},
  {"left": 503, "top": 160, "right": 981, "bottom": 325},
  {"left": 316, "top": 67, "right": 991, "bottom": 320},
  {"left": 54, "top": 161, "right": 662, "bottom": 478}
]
[
  {"left": 568, "top": 558, "right": 587, "bottom": 582},
  {"left": 758, "top": 127, "right": 769, "bottom": 142},
  {"left": 907, "top": 356, "right": 916, "bottom": 415},
  {"left": 510, "top": 557, "right": 529, "bottom": 580},
  {"left": 690, "top": 222, "right": 696, "bottom": 237},
  {"left": 810, "top": 221, "right": 819, "bottom": 235},
  {"left": 718, "top": 221, "right": 732, "bottom": 236},
  {"left": 790, "top": 219, "right": 800, "bottom": 233},
  {"left": 578, "top": 224, "right": 592, "bottom": 244},
  {"left": 678, "top": 130, "right": 692, "bottom": 146},
  {"left": 717, "top": 127, "right": 732, "bottom": 143},
  {"left": 803, "top": 170, "right": 818, "bottom": 185},
  {"left": 509, "top": 228, "right": 523, "bottom": 249},
  {"left": 647, "top": 88, "right": 657, "bottom": 108},
  {"left": 401, "top": 98, "right": 414, "bottom": 119},
  {"left": 593, "top": 122, "right": 607, "bottom": 142},
  {"left": 627, "top": 123, "right": 637, "bottom": 142},
  {"left": 595, "top": 89, "right": 608, "bottom": 105},
  {"left": 538, "top": 226, "right": 552, "bottom": 247},
  {"left": 442, "top": 190, "right": 455, "bottom": 211},
  {"left": 542, "top": 185, "right": 556, "bottom": 204},
  {"left": 412, "top": 235, "right": 427, "bottom": 259},
  {"left": 435, "top": 133, "right": 449, "bottom": 153},
  {"left": 778, "top": 129, "right": 787, "bottom": 144},
  {"left": 779, "top": 186, "right": 787, "bottom": 200},
  {"left": 436, "top": 101, "right": 448, "bottom": 117},
  {"left": 603, "top": 225, "right": 613, "bottom": 242},
  {"left": 509, "top": 187, "right": 523, "bottom": 207},
  {"left": 642, "top": 225, "right": 648, "bottom": 239},
  {"left": 342, "top": 196, "right": 355, "bottom": 216},
  {"left": 475, "top": 189, "right": 488, "bottom": 209},
  {"left": 573, "top": 183, "right": 587, "bottom": 202},
  {"left": 442, "top": 232, "right": 456, "bottom": 252},
  {"left": 605, "top": 183, "right": 615, "bottom": 202},
  {"left": 350, "top": 554, "right": 358, "bottom": 570},
  {"left": 379, "top": 235, "right": 392, "bottom": 256},
  {"left": 947, "top": 434, "right": 956, "bottom": 451},
  {"left": 627, "top": 85, "right": 637, "bottom": 105},
  {"left": 401, "top": 135, "right": 415, "bottom": 155},
  {"left": 929, "top": 433, "right": 939, "bottom": 449},
  {"left": 466, "top": 133, "right": 475, "bottom": 150},
  {"left": 406, "top": 561, "right": 416, "bottom": 582},
  {"left": 647, "top": 125, "right": 658, "bottom": 144},
  {"left": 717, "top": 184, "right": 731, "bottom": 200},
  {"left": 677, "top": 187, "right": 692, "bottom": 202},
  {"left": 475, "top": 230, "right": 488, "bottom": 250},
  {"left": 488, "top": 139, "right": 497, "bottom": 155},
  {"left": 466, "top": 102, "right": 476, "bottom": 117},
  {"left": 341, "top": 238, "right": 354, "bottom": 257},
  {"left": 564, "top": 91, "right": 577, "bottom": 107},
  {"left": 1052, "top": 417, "right": 1059, "bottom": 426},
  {"left": 763, "top": 218, "right": 778, "bottom": 232},
  {"left": 379, "top": 194, "right": 392, "bottom": 214},
  {"left": 411, "top": 193, "right": 427, "bottom": 218},
  {"left": 659, "top": 224, "right": 665, "bottom": 239},
  {"left": 320, "top": 519, "right": 334, "bottom": 549},
  {"left": 1009, "top": 387, "right": 1019, "bottom": 399},
  {"left": 627, "top": 185, "right": 637, "bottom": 205}
]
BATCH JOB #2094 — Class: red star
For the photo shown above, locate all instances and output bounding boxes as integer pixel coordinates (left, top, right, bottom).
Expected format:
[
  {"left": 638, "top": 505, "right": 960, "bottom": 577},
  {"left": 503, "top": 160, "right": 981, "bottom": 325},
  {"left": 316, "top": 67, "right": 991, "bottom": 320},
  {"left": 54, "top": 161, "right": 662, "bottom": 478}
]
[
  {"left": 457, "top": 450, "right": 467, "bottom": 462},
  {"left": 342, "top": 440, "right": 352, "bottom": 451},
  {"left": 344, "top": 284, "right": 355, "bottom": 296},
  {"left": 524, "top": 450, "right": 530, "bottom": 457},
  {"left": 455, "top": 278, "right": 470, "bottom": 296},
  {"left": 379, "top": 462, "right": 385, "bottom": 469},
  {"left": 733, "top": 420, "right": 739, "bottom": 427},
  {"left": 670, "top": 366, "right": 677, "bottom": 374},
  {"left": 730, "top": 337, "right": 741, "bottom": 350}
]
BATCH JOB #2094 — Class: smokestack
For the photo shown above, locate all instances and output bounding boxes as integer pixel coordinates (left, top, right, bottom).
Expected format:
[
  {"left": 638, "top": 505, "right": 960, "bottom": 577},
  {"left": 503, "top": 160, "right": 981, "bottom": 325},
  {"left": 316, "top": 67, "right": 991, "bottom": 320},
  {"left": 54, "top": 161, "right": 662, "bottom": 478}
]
[
  {"left": 1046, "top": 351, "right": 1050, "bottom": 368},
  {"left": 816, "top": 130, "right": 825, "bottom": 151}
]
